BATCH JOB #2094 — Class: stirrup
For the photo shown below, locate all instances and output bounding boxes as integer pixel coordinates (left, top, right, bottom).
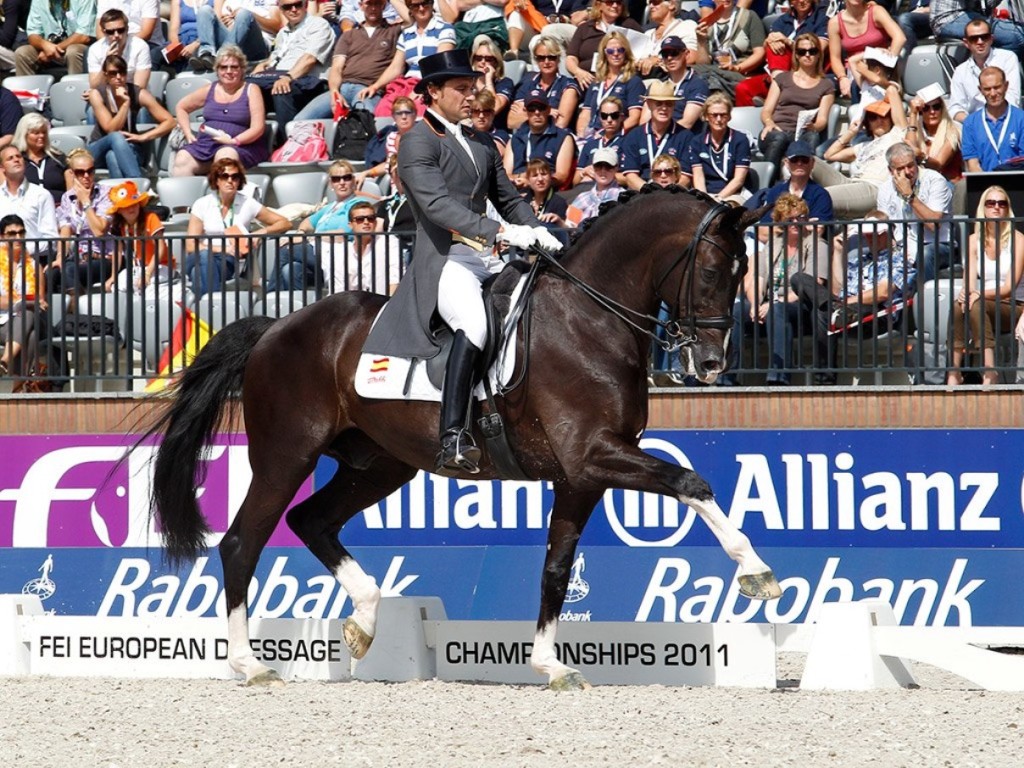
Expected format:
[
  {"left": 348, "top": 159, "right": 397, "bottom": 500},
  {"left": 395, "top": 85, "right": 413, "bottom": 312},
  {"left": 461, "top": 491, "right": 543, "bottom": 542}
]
[{"left": 436, "top": 429, "right": 481, "bottom": 474}]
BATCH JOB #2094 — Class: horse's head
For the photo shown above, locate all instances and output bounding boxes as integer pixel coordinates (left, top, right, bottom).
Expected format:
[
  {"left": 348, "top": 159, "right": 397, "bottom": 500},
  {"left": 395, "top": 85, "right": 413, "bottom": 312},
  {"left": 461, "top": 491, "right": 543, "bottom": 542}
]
[{"left": 665, "top": 200, "right": 768, "bottom": 384}]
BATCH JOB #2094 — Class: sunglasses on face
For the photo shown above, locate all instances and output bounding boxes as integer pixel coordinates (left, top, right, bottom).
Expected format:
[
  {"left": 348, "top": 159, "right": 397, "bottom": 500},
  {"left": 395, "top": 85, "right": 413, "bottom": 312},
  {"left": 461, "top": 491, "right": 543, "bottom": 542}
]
[
  {"left": 707, "top": 112, "right": 729, "bottom": 119},
  {"left": 796, "top": 48, "right": 817, "bottom": 57},
  {"left": 787, "top": 215, "right": 809, "bottom": 222},
  {"left": 3, "top": 228, "right": 26, "bottom": 237},
  {"left": 593, "top": 162, "right": 615, "bottom": 170},
  {"left": 985, "top": 199, "right": 1008, "bottom": 208},
  {"left": 351, "top": 214, "right": 377, "bottom": 223},
  {"left": 473, "top": 55, "right": 499, "bottom": 65},
  {"left": 787, "top": 156, "right": 811, "bottom": 164},
  {"left": 218, "top": 172, "right": 242, "bottom": 181},
  {"left": 72, "top": 167, "right": 96, "bottom": 176},
  {"left": 967, "top": 32, "right": 992, "bottom": 43},
  {"left": 471, "top": 108, "right": 495, "bottom": 115},
  {"left": 604, "top": 47, "right": 626, "bottom": 56},
  {"left": 104, "top": 69, "right": 126, "bottom": 77},
  {"left": 652, "top": 168, "right": 675, "bottom": 176},
  {"left": 603, "top": 0, "right": 623, "bottom": 5},
  {"left": 392, "top": 110, "right": 415, "bottom": 117},
  {"left": 331, "top": 173, "right": 354, "bottom": 182},
  {"left": 535, "top": 54, "right": 559, "bottom": 62},
  {"left": 103, "top": 26, "right": 127, "bottom": 35},
  {"left": 280, "top": 1, "right": 305, "bottom": 10},
  {"left": 922, "top": 101, "right": 943, "bottom": 112},
  {"left": 526, "top": 104, "right": 550, "bottom": 113},
  {"left": 599, "top": 110, "right": 622, "bottom": 120},
  {"left": 661, "top": 49, "right": 683, "bottom": 59}
]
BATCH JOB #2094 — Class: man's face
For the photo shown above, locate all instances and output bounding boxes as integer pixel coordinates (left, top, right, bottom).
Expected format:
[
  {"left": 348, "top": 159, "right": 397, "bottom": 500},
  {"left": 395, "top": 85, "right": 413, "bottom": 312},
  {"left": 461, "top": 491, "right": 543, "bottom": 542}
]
[
  {"left": 647, "top": 99, "right": 675, "bottom": 124},
  {"left": 888, "top": 154, "right": 918, "bottom": 187},
  {"left": 784, "top": 155, "right": 812, "bottom": 179},
  {"left": 1, "top": 149, "right": 24, "bottom": 181},
  {"left": 430, "top": 77, "right": 476, "bottom": 123},
  {"left": 349, "top": 208, "right": 377, "bottom": 237},
  {"left": 660, "top": 46, "right": 686, "bottom": 74},
  {"left": 2, "top": 221, "right": 26, "bottom": 257},
  {"left": 278, "top": 0, "right": 308, "bottom": 26},
  {"left": 526, "top": 102, "right": 551, "bottom": 131},
  {"left": 101, "top": 16, "right": 129, "bottom": 53},
  {"left": 980, "top": 71, "right": 1008, "bottom": 108},
  {"left": 593, "top": 161, "right": 617, "bottom": 185},
  {"left": 361, "top": 0, "right": 385, "bottom": 23},
  {"left": 964, "top": 23, "right": 993, "bottom": 58}
]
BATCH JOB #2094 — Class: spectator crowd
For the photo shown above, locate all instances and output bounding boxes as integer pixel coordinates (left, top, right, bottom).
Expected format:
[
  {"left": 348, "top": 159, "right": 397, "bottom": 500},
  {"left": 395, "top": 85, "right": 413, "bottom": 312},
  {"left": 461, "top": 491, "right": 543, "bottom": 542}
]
[{"left": 1, "top": 0, "right": 1024, "bottom": 391}]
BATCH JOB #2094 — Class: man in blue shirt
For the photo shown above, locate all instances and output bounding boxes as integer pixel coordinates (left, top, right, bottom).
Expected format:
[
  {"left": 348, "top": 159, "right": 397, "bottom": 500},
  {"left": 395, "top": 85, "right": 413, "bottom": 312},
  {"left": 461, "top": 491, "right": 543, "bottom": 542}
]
[
  {"left": 620, "top": 80, "right": 693, "bottom": 189},
  {"left": 503, "top": 95, "right": 576, "bottom": 190},
  {"left": 746, "top": 141, "right": 834, "bottom": 226},
  {"left": 962, "top": 66, "right": 1024, "bottom": 172},
  {"left": 655, "top": 36, "right": 709, "bottom": 130}
]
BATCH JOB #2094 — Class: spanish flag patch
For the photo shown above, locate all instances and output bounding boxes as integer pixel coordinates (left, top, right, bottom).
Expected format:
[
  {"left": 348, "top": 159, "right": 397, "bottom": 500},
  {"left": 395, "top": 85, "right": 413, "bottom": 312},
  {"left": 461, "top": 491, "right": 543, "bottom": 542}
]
[{"left": 369, "top": 357, "right": 390, "bottom": 373}]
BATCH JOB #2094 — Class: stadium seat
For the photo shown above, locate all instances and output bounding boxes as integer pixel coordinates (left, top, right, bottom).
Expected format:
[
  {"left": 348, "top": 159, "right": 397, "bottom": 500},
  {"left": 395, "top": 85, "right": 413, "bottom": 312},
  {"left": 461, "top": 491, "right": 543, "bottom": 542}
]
[
  {"left": 505, "top": 60, "right": 527, "bottom": 87},
  {"left": 2, "top": 74, "right": 55, "bottom": 110},
  {"left": 190, "top": 290, "right": 254, "bottom": 331},
  {"left": 254, "top": 290, "right": 319, "bottom": 318},
  {"left": 131, "top": 296, "right": 185, "bottom": 372},
  {"left": 747, "top": 160, "right": 776, "bottom": 191},
  {"left": 245, "top": 173, "right": 271, "bottom": 203},
  {"left": 729, "top": 106, "right": 764, "bottom": 155},
  {"left": 49, "top": 126, "right": 92, "bottom": 154},
  {"left": 155, "top": 176, "right": 210, "bottom": 228},
  {"left": 49, "top": 79, "right": 90, "bottom": 126},
  {"left": 271, "top": 171, "right": 328, "bottom": 207},
  {"left": 163, "top": 76, "right": 211, "bottom": 115},
  {"left": 146, "top": 69, "right": 170, "bottom": 100},
  {"left": 902, "top": 50, "right": 952, "bottom": 98}
]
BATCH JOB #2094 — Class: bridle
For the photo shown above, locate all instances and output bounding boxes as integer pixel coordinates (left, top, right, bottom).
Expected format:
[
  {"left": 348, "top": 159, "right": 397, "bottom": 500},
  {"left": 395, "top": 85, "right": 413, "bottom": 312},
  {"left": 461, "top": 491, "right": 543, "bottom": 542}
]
[{"left": 532, "top": 192, "right": 745, "bottom": 355}]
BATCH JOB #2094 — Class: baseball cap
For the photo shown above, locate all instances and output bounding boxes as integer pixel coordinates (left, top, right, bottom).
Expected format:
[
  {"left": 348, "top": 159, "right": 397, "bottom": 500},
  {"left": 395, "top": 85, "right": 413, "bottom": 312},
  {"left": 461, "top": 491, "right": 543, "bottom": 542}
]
[
  {"left": 660, "top": 36, "right": 686, "bottom": 53},
  {"left": 524, "top": 94, "right": 550, "bottom": 110},
  {"left": 785, "top": 141, "right": 814, "bottom": 159},
  {"left": 592, "top": 147, "right": 619, "bottom": 167}
]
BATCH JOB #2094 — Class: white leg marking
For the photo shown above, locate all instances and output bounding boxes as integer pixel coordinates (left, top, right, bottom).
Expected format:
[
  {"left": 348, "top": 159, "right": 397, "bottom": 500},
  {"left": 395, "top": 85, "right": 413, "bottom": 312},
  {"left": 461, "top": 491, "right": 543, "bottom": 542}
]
[
  {"left": 335, "top": 558, "right": 380, "bottom": 638},
  {"left": 226, "top": 604, "right": 274, "bottom": 682},
  {"left": 530, "top": 621, "right": 573, "bottom": 684},
  {"left": 683, "top": 495, "right": 770, "bottom": 576}
]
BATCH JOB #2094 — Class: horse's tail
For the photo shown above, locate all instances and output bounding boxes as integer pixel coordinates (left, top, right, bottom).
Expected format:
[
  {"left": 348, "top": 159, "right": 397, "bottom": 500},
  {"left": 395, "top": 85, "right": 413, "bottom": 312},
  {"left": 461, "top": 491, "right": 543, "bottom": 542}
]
[{"left": 143, "top": 315, "right": 276, "bottom": 567}]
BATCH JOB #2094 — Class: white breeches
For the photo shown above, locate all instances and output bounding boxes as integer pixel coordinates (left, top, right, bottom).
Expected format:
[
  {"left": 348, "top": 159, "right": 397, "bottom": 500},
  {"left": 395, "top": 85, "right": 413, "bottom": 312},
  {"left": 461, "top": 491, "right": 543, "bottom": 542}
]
[{"left": 437, "top": 248, "right": 500, "bottom": 349}]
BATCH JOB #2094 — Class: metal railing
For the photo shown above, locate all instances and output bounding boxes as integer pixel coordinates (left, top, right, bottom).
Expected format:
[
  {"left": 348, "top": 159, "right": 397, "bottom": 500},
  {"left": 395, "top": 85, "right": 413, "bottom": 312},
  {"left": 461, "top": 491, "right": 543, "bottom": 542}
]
[{"left": 1, "top": 217, "right": 1023, "bottom": 393}]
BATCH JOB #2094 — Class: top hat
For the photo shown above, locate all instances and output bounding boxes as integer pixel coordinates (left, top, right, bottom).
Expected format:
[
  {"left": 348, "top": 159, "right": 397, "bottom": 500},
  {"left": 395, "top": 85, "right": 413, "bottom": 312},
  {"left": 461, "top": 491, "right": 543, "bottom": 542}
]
[{"left": 414, "top": 50, "right": 477, "bottom": 94}]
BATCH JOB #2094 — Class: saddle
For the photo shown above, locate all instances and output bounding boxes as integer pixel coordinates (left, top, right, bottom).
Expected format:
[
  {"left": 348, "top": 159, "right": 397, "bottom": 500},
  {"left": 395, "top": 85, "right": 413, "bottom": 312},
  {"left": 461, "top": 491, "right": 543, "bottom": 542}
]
[{"left": 424, "top": 259, "right": 532, "bottom": 390}]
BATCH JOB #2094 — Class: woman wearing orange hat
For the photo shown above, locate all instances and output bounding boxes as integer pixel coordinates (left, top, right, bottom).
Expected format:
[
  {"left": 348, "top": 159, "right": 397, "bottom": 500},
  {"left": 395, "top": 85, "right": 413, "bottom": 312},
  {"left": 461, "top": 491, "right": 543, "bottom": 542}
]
[{"left": 107, "top": 181, "right": 172, "bottom": 297}]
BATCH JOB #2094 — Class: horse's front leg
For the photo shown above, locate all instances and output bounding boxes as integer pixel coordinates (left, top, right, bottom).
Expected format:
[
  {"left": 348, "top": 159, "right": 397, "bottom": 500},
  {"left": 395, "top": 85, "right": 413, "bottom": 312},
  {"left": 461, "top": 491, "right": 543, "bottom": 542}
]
[
  {"left": 577, "top": 436, "right": 781, "bottom": 599},
  {"left": 530, "top": 486, "right": 602, "bottom": 691}
]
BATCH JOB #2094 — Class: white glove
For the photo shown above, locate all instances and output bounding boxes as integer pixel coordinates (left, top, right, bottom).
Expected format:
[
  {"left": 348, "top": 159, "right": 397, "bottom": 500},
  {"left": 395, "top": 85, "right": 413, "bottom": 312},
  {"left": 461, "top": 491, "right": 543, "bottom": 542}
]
[
  {"left": 532, "top": 225, "right": 563, "bottom": 253},
  {"left": 496, "top": 223, "right": 536, "bottom": 250}
]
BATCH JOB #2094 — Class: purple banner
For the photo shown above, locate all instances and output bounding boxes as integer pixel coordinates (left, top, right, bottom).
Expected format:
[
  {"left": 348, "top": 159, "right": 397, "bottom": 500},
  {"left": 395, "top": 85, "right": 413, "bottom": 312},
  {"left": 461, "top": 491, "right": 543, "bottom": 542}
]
[{"left": 0, "top": 435, "right": 308, "bottom": 549}]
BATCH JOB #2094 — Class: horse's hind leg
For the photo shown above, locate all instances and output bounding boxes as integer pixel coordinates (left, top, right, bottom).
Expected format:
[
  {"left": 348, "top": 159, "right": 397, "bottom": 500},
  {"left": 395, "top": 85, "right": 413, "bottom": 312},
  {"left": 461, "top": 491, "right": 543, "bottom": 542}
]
[
  {"left": 530, "top": 485, "right": 602, "bottom": 691},
  {"left": 286, "top": 450, "right": 417, "bottom": 660}
]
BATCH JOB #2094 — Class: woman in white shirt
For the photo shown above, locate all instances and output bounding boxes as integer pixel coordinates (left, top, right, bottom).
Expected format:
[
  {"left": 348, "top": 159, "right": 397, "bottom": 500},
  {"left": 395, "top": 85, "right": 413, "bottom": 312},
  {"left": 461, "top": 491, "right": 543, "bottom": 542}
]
[{"left": 185, "top": 157, "right": 289, "bottom": 296}]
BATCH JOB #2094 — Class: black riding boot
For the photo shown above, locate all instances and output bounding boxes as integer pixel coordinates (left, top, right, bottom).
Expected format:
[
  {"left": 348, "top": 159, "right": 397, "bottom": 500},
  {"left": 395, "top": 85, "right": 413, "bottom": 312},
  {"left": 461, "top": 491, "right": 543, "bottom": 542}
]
[{"left": 436, "top": 330, "right": 482, "bottom": 474}]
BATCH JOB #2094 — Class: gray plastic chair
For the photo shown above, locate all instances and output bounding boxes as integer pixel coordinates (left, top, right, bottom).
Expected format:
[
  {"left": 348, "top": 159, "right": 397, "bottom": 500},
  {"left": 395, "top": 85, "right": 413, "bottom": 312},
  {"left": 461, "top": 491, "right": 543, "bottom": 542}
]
[
  {"left": 254, "top": 290, "right": 319, "bottom": 318},
  {"left": 163, "top": 76, "right": 212, "bottom": 115},
  {"left": 146, "top": 70, "right": 171, "bottom": 100},
  {"left": 49, "top": 127, "right": 90, "bottom": 155},
  {"left": 271, "top": 171, "right": 328, "bottom": 207},
  {"left": 49, "top": 79, "right": 90, "bottom": 126}
]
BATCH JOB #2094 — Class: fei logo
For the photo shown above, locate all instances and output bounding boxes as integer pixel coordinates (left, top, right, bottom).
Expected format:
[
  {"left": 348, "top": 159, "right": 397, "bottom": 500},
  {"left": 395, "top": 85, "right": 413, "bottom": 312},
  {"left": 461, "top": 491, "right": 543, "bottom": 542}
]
[
  {"left": 602, "top": 438, "right": 697, "bottom": 547},
  {"left": 563, "top": 551, "right": 590, "bottom": 603}
]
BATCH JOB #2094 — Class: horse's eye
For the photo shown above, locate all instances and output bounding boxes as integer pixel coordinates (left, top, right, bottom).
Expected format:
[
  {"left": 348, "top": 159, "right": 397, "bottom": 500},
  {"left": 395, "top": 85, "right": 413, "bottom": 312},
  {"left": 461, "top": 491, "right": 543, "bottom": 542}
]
[{"left": 701, "top": 268, "right": 718, "bottom": 283}]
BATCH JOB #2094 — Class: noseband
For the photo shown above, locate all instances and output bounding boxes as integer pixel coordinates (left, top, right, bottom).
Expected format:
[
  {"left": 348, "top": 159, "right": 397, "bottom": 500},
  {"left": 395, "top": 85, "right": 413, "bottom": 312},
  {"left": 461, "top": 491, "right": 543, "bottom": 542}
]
[{"left": 654, "top": 197, "right": 745, "bottom": 349}]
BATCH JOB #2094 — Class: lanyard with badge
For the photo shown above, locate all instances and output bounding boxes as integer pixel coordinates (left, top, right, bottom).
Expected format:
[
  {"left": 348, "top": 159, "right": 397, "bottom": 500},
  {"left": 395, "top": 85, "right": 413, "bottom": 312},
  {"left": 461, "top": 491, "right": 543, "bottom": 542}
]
[
  {"left": 706, "top": 131, "right": 732, "bottom": 181},
  {"left": 982, "top": 108, "right": 1011, "bottom": 159},
  {"left": 595, "top": 75, "right": 621, "bottom": 111},
  {"left": 646, "top": 125, "right": 672, "bottom": 167}
]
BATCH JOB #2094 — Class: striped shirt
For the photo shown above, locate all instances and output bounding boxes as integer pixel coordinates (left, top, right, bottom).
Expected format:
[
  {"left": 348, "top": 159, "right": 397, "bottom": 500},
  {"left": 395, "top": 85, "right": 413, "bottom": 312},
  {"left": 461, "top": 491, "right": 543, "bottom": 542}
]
[{"left": 398, "top": 16, "right": 456, "bottom": 79}]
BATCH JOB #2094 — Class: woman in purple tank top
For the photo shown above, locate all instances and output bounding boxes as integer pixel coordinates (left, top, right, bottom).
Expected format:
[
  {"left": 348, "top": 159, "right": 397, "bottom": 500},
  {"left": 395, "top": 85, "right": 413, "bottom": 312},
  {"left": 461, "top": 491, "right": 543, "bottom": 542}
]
[{"left": 171, "top": 45, "right": 270, "bottom": 176}]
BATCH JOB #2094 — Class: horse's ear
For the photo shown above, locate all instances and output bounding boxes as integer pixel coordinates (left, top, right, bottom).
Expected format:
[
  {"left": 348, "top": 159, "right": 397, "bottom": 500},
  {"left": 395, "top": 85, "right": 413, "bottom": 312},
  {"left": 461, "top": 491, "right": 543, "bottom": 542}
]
[{"left": 719, "top": 203, "right": 770, "bottom": 235}]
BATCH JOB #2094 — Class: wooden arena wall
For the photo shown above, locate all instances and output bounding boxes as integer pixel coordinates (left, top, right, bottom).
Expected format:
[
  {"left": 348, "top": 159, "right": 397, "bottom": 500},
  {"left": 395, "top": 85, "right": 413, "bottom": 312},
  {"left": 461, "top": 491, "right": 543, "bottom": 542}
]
[{"left": 1, "top": 389, "right": 1020, "bottom": 435}]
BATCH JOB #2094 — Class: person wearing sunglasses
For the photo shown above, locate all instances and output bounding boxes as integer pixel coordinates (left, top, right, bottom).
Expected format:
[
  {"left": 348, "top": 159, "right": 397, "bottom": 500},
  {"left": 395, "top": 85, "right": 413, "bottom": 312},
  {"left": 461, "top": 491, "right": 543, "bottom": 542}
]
[
  {"left": 320, "top": 200, "right": 401, "bottom": 295},
  {"left": 961, "top": 66, "right": 1024, "bottom": 173},
  {"left": 467, "top": 89, "right": 509, "bottom": 153},
  {"left": 758, "top": 31, "right": 834, "bottom": 169},
  {"left": 637, "top": 0, "right": 697, "bottom": 78},
  {"left": 504, "top": 95, "right": 576, "bottom": 190},
  {"left": 359, "top": 97, "right": 421, "bottom": 184},
  {"left": 94, "top": 0, "right": 168, "bottom": 62},
  {"left": 734, "top": 0, "right": 825, "bottom": 108},
  {"left": 185, "top": 157, "right": 289, "bottom": 296},
  {"left": 507, "top": 35, "right": 579, "bottom": 132},
  {"left": 576, "top": 31, "right": 643, "bottom": 137},
  {"left": 88, "top": 53, "right": 175, "bottom": 180},
  {"left": 173, "top": 45, "right": 270, "bottom": 176},
  {"left": 621, "top": 80, "right": 693, "bottom": 190},
  {"left": 363, "top": 50, "right": 559, "bottom": 474},
  {"left": 930, "top": 0, "right": 1024, "bottom": 58},
  {"left": 947, "top": 186, "right": 1024, "bottom": 386},
  {"left": 0, "top": 213, "right": 53, "bottom": 393},
  {"left": 267, "top": 159, "right": 376, "bottom": 291},
  {"left": 947, "top": 18, "right": 1021, "bottom": 125},
  {"left": 565, "top": 0, "right": 641, "bottom": 91},
  {"left": 293, "top": 0, "right": 403, "bottom": 121},
  {"left": 905, "top": 83, "right": 962, "bottom": 185},
  {"left": 645, "top": 36, "right": 707, "bottom": 131},
  {"left": 191, "top": 0, "right": 284, "bottom": 72},
  {"left": 51, "top": 148, "right": 117, "bottom": 295},
  {"left": 573, "top": 95, "right": 625, "bottom": 185},
  {"left": 249, "top": 0, "right": 336, "bottom": 144},
  {"left": 469, "top": 35, "right": 514, "bottom": 129},
  {"left": 86, "top": 9, "right": 153, "bottom": 91},
  {"left": 875, "top": 142, "right": 952, "bottom": 282},
  {"left": 13, "top": 0, "right": 94, "bottom": 77}
]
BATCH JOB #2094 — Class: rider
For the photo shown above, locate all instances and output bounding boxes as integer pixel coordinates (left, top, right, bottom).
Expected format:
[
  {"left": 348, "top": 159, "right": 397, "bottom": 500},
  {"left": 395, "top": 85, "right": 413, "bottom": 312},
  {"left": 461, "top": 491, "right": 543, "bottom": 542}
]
[{"left": 363, "top": 50, "right": 563, "bottom": 475}]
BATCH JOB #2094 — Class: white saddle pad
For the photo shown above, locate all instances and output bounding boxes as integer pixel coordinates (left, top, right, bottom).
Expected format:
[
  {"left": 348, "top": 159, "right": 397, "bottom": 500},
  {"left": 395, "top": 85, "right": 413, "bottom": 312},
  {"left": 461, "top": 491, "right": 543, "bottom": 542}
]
[{"left": 354, "top": 274, "right": 527, "bottom": 402}]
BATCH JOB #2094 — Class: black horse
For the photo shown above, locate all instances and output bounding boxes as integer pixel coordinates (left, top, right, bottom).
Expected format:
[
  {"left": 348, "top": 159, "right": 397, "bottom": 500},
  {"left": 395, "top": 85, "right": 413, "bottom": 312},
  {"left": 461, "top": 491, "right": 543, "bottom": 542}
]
[{"left": 141, "top": 187, "right": 781, "bottom": 689}]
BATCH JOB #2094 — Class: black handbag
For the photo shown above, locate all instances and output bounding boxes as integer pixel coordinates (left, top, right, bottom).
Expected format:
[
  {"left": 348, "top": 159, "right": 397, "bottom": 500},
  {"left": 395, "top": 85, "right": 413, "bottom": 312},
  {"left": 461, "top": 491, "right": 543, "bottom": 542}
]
[{"left": 332, "top": 105, "right": 376, "bottom": 161}]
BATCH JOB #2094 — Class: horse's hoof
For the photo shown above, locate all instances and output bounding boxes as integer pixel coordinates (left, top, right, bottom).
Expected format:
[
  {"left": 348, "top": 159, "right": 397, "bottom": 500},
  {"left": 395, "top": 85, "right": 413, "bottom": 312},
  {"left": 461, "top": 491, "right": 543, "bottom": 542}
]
[
  {"left": 549, "top": 671, "right": 591, "bottom": 691},
  {"left": 344, "top": 617, "right": 374, "bottom": 660},
  {"left": 739, "top": 570, "right": 782, "bottom": 600},
  {"left": 246, "top": 669, "right": 285, "bottom": 688}
]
